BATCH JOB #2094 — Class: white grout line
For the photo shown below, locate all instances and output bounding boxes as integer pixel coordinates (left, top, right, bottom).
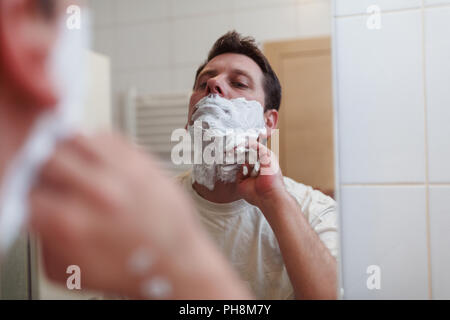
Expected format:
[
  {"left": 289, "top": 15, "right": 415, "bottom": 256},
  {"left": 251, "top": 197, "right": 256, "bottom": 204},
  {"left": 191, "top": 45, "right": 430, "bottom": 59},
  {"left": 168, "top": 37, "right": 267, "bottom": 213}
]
[
  {"left": 341, "top": 184, "right": 425, "bottom": 187},
  {"left": 334, "top": 3, "right": 450, "bottom": 19},
  {"left": 334, "top": 6, "right": 422, "bottom": 19},
  {"left": 330, "top": 0, "right": 345, "bottom": 300},
  {"left": 89, "top": 2, "right": 450, "bottom": 29},
  {"left": 421, "top": 0, "right": 433, "bottom": 301},
  {"left": 341, "top": 183, "right": 450, "bottom": 187}
]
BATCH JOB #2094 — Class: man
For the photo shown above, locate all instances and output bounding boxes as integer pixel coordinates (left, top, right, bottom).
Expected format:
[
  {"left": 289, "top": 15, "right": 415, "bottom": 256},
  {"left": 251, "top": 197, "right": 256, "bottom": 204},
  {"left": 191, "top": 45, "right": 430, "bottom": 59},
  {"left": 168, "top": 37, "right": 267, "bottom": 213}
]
[
  {"left": 179, "top": 31, "right": 338, "bottom": 300},
  {"left": 0, "top": 0, "right": 251, "bottom": 299}
]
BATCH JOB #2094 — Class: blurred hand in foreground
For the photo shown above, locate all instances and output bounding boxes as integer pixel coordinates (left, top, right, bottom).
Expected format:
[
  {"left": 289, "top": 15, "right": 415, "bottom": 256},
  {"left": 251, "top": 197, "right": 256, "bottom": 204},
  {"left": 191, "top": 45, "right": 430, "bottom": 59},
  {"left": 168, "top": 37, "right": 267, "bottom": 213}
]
[{"left": 29, "top": 132, "right": 252, "bottom": 299}]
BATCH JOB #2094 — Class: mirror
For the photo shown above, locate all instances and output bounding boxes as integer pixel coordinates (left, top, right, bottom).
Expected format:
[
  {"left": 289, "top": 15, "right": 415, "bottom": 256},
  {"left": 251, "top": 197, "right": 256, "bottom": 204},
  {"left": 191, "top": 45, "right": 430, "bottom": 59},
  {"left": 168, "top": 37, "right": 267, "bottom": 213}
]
[{"left": 1, "top": 0, "right": 341, "bottom": 301}]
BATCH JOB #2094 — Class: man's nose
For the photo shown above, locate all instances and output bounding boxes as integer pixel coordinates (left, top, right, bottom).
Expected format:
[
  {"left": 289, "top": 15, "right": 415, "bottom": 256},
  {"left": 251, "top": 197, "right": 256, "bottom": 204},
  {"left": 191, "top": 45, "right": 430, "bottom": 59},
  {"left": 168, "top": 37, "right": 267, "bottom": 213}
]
[{"left": 206, "top": 77, "right": 225, "bottom": 96}]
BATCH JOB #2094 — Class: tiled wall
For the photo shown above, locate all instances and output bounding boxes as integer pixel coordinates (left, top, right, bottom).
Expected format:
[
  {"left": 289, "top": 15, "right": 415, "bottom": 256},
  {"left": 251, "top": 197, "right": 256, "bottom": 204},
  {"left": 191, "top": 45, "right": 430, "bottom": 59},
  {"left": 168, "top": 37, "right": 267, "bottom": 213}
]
[
  {"left": 87, "top": 0, "right": 450, "bottom": 300},
  {"left": 88, "top": 0, "right": 331, "bottom": 125},
  {"left": 333, "top": 0, "right": 450, "bottom": 299}
]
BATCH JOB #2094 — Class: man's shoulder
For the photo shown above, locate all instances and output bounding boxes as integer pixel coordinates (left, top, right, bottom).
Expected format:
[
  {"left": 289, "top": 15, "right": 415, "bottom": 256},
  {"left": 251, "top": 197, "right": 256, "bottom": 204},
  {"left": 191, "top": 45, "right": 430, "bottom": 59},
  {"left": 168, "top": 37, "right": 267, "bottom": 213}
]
[
  {"left": 282, "top": 176, "right": 335, "bottom": 204},
  {"left": 282, "top": 176, "right": 336, "bottom": 220}
]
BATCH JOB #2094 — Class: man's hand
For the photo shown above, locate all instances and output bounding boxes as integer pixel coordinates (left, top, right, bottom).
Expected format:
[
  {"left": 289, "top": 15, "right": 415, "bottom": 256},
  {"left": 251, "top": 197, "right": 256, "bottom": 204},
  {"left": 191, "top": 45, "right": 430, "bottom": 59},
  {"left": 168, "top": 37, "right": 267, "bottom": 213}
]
[
  {"left": 236, "top": 139, "right": 338, "bottom": 299},
  {"left": 236, "top": 140, "right": 288, "bottom": 214},
  {"left": 29, "top": 132, "right": 251, "bottom": 299}
]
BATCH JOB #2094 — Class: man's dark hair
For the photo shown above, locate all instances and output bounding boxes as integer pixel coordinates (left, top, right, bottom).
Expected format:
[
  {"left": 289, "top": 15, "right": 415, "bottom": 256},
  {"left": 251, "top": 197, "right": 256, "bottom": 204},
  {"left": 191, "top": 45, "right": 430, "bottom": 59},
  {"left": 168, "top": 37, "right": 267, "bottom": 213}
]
[{"left": 194, "top": 31, "right": 282, "bottom": 111}]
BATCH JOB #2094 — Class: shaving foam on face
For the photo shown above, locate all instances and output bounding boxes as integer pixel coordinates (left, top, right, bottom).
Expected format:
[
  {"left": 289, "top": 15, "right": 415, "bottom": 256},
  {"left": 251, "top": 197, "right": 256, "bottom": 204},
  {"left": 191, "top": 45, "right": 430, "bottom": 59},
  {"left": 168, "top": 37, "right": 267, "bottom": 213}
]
[{"left": 188, "top": 94, "right": 266, "bottom": 191}]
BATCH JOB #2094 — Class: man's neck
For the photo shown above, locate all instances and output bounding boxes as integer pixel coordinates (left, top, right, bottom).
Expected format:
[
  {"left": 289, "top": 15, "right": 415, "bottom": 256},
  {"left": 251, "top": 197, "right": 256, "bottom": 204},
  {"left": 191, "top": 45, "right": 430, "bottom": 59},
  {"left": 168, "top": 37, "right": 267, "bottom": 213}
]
[{"left": 192, "top": 180, "right": 242, "bottom": 204}]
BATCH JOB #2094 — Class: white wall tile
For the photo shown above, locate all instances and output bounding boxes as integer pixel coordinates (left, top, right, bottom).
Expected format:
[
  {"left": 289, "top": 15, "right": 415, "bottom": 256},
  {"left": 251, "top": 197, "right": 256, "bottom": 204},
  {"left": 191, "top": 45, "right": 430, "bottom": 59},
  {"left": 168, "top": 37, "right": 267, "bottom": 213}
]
[
  {"left": 298, "top": 0, "right": 330, "bottom": 3},
  {"left": 115, "top": 68, "right": 171, "bottom": 96},
  {"left": 233, "top": 5, "right": 297, "bottom": 44},
  {"left": 335, "top": 11, "right": 425, "bottom": 184},
  {"left": 340, "top": 186, "right": 429, "bottom": 299},
  {"left": 335, "top": 0, "right": 421, "bottom": 16},
  {"left": 233, "top": 0, "right": 297, "bottom": 10},
  {"left": 172, "top": 14, "right": 233, "bottom": 65},
  {"left": 88, "top": 0, "right": 116, "bottom": 27},
  {"left": 171, "top": 65, "right": 198, "bottom": 94},
  {"left": 429, "top": 186, "right": 450, "bottom": 299},
  {"left": 114, "top": 22, "right": 171, "bottom": 70},
  {"left": 425, "top": 0, "right": 450, "bottom": 6},
  {"left": 92, "top": 27, "right": 115, "bottom": 61},
  {"left": 425, "top": 7, "right": 450, "bottom": 183},
  {"left": 297, "top": 0, "right": 332, "bottom": 38},
  {"left": 170, "top": 0, "right": 232, "bottom": 18},
  {"left": 115, "top": 0, "right": 169, "bottom": 24}
]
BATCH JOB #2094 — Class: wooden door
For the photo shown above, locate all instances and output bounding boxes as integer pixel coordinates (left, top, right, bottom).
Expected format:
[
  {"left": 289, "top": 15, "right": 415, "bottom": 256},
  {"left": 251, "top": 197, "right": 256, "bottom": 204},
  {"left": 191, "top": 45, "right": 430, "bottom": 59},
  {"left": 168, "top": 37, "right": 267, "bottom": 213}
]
[{"left": 264, "top": 37, "right": 335, "bottom": 197}]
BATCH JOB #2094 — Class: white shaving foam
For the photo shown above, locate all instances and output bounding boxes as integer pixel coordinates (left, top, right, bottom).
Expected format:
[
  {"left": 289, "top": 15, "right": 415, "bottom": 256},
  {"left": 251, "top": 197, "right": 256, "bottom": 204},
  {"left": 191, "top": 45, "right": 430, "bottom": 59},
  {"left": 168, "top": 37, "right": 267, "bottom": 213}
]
[
  {"left": 127, "top": 247, "right": 155, "bottom": 276},
  {"left": 188, "top": 94, "right": 266, "bottom": 190},
  {"left": 141, "top": 276, "right": 172, "bottom": 299}
]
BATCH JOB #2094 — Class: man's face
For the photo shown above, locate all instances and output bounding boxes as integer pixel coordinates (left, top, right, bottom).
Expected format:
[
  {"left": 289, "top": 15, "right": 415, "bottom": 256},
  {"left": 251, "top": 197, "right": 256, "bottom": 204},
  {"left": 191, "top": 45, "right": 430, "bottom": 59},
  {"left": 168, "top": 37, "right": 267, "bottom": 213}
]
[
  {"left": 188, "top": 53, "right": 266, "bottom": 125},
  {"left": 0, "top": 0, "right": 77, "bottom": 111}
]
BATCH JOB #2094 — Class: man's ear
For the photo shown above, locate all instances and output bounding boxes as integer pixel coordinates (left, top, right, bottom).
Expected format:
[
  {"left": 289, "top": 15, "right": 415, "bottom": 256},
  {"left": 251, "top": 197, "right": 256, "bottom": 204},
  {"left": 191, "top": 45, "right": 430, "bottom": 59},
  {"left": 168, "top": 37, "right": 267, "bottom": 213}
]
[
  {"left": 0, "top": 0, "right": 62, "bottom": 109},
  {"left": 264, "top": 109, "right": 279, "bottom": 138}
]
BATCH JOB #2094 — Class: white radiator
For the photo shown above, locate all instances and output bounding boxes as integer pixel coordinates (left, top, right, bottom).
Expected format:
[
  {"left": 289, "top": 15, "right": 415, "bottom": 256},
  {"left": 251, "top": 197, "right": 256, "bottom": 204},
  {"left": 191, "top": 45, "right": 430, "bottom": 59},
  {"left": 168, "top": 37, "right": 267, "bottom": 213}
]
[{"left": 123, "top": 89, "right": 192, "bottom": 176}]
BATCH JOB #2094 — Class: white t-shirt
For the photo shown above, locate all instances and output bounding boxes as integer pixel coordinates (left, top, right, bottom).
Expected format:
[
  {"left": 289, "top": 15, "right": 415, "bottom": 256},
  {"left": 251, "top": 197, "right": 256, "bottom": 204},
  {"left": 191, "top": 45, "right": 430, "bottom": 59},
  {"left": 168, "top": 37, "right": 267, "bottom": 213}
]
[{"left": 178, "top": 170, "right": 339, "bottom": 300}]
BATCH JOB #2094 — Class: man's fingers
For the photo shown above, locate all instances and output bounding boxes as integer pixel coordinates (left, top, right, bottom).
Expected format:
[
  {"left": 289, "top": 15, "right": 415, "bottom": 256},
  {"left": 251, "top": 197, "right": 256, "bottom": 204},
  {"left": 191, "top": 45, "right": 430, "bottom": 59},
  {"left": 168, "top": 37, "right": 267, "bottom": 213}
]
[
  {"left": 247, "top": 141, "right": 271, "bottom": 167},
  {"left": 30, "top": 186, "right": 86, "bottom": 238},
  {"left": 72, "top": 132, "right": 163, "bottom": 185},
  {"left": 38, "top": 141, "right": 129, "bottom": 215},
  {"left": 29, "top": 187, "right": 94, "bottom": 278},
  {"left": 247, "top": 141, "right": 280, "bottom": 176},
  {"left": 257, "top": 130, "right": 268, "bottom": 142},
  {"left": 40, "top": 140, "right": 99, "bottom": 189},
  {"left": 66, "top": 132, "right": 136, "bottom": 173},
  {"left": 29, "top": 187, "right": 100, "bottom": 286},
  {"left": 250, "top": 161, "right": 260, "bottom": 177},
  {"left": 237, "top": 163, "right": 253, "bottom": 182},
  {"left": 40, "top": 241, "right": 72, "bottom": 284},
  {"left": 64, "top": 133, "right": 105, "bottom": 164},
  {"left": 73, "top": 132, "right": 128, "bottom": 165}
]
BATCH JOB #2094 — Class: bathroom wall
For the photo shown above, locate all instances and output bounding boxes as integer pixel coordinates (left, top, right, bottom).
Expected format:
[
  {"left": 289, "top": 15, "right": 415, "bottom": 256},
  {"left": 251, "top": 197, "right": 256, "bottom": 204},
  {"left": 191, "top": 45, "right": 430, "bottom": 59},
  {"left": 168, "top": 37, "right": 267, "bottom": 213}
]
[
  {"left": 87, "top": 0, "right": 332, "bottom": 126},
  {"left": 332, "top": 0, "right": 450, "bottom": 299}
]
